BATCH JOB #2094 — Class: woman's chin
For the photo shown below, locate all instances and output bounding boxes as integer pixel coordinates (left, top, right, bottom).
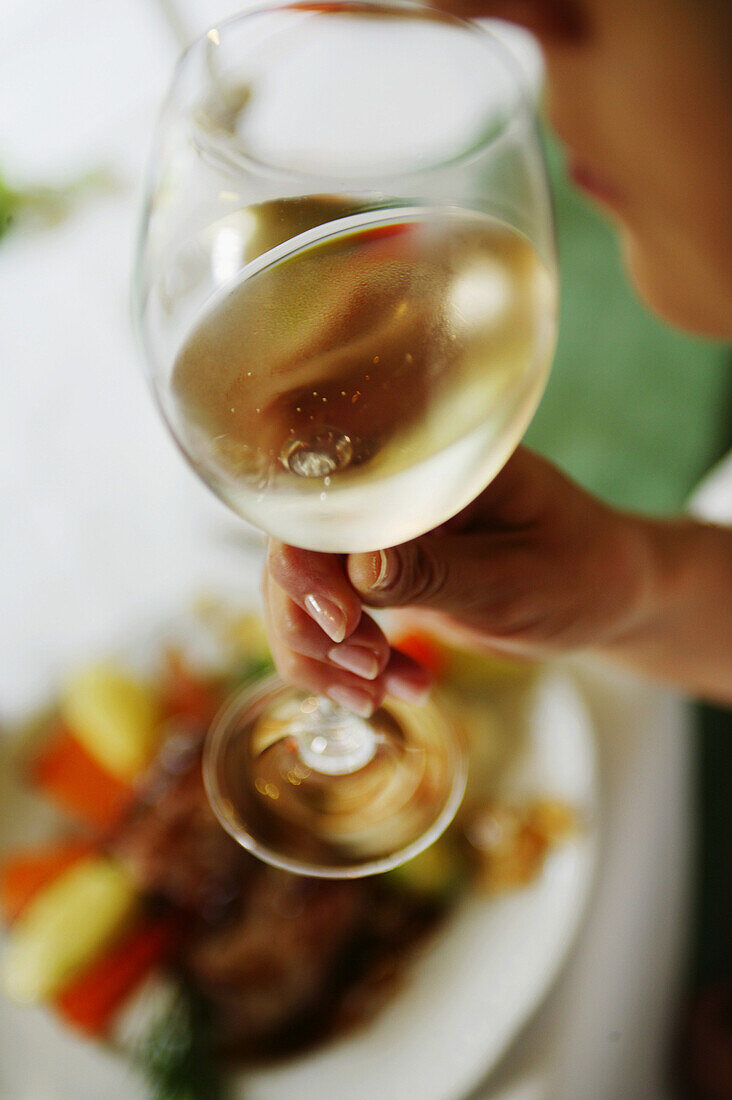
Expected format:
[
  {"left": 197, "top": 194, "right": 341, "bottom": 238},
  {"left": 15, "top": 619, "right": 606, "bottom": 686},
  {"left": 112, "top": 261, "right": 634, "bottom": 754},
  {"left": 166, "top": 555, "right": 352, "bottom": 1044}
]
[{"left": 622, "top": 232, "right": 732, "bottom": 342}]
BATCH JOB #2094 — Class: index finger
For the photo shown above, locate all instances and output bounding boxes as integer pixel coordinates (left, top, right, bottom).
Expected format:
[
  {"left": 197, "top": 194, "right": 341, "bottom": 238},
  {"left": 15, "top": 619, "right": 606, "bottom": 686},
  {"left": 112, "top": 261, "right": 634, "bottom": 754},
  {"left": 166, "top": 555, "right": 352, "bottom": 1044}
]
[{"left": 266, "top": 539, "right": 363, "bottom": 644}]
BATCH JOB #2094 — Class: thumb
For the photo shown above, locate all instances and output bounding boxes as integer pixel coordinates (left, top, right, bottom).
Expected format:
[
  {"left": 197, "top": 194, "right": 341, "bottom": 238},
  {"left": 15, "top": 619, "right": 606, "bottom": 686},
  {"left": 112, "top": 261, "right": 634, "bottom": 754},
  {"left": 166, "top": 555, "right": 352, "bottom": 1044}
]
[{"left": 347, "top": 535, "right": 496, "bottom": 615}]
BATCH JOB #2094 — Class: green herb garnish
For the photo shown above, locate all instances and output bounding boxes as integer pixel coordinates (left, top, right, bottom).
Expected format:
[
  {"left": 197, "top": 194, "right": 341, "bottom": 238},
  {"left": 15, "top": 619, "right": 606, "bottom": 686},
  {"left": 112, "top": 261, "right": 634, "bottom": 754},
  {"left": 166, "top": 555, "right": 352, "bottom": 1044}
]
[
  {"left": 226, "top": 653, "right": 274, "bottom": 691},
  {"left": 137, "top": 983, "right": 229, "bottom": 1100},
  {"left": 0, "top": 167, "right": 116, "bottom": 241}
]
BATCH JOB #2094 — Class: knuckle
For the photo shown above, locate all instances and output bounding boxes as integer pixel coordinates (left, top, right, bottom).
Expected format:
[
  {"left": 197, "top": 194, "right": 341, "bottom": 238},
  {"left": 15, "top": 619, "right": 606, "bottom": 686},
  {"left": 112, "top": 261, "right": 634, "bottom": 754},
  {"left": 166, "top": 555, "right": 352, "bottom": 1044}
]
[
  {"left": 267, "top": 590, "right": 301, "bottom": 640},
  {"left": 405, "top": 542, "right": 450, "bottom": 605},
  {"left": 279, "top": 604, "right": 307, "bottom": 644},
  {"left": 480, "top": 586, "right": 553, "bottom": 644},
  {"left": 354, "top": 623, "right": 389, "bottom": 663},
  {"left": 266, "top": 551, "right": 291, "bottom": 589},
  {"left": 275, "top": 649, "right": 301, "bottom": 681},
  {"left": 487, "top": 600, "right": 539, "bottom": 639},
  {"left": 267, "top": 542, "right": 303, "bottom": 589}
]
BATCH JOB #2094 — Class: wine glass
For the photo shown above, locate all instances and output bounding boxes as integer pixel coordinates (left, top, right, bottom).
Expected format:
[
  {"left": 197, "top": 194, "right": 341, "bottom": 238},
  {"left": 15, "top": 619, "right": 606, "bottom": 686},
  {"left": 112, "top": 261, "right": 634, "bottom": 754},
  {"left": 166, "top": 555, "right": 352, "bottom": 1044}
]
[{"left": 134, "top": 0, "right": 557, "bottom": 877}]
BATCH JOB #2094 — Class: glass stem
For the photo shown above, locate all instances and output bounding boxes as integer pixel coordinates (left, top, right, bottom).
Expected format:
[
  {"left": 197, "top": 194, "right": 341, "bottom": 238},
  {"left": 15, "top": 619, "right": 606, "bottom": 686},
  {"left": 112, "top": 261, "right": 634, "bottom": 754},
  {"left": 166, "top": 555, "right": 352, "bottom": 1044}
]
[{"left": 296, "top": 695, "right": 376, "bottom": 775}]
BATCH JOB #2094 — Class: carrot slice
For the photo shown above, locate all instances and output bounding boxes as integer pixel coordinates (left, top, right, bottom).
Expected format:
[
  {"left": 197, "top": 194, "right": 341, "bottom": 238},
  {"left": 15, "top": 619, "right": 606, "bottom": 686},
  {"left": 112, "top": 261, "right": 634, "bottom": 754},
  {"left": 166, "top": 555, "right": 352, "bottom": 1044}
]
[
  {"left": 31, "top": 726, "right": 135, "bottom": 831},
  {"left": 0, "top": 842, "right": 92, "bottom": 923},
  {"left": 393, "top": 631, "right": 446, "bottom": 678},
  {"left": 55, "top": 916, "right": 179, "bottom": 1036}
]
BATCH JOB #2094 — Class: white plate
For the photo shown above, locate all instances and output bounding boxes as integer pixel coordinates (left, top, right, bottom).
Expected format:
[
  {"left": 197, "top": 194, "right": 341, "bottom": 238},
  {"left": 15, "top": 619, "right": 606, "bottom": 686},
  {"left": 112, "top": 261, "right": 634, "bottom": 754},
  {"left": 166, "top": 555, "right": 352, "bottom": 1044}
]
[{"left": 0, "top": 622, "right": 597, "bottom": 1100}]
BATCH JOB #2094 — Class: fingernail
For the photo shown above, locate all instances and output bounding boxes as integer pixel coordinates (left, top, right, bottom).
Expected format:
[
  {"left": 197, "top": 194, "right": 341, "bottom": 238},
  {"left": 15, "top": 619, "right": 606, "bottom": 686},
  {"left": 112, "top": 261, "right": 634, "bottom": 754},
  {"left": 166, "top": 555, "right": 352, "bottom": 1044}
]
[
  {"left": 304, "top": 594, "right": 346, "bottom": 643},
  {"left": 328, "top": 685, "right": 375, "bottom": 718},
  {"left": 328, "top": 644, "right": 380, "bottom": 681},
  {"left": 384, "top": 670, "right": 431, "bottom": 705},
  {"left": 371, "top": 548, "right": 398, "bottom": 591}
]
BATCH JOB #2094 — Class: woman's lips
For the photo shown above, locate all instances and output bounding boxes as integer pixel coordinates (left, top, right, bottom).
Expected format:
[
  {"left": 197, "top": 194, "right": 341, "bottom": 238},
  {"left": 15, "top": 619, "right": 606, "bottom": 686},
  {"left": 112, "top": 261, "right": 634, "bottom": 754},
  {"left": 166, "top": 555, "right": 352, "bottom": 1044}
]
[{"left": 568, "top": 160, "right": 623, "bottom": 210}]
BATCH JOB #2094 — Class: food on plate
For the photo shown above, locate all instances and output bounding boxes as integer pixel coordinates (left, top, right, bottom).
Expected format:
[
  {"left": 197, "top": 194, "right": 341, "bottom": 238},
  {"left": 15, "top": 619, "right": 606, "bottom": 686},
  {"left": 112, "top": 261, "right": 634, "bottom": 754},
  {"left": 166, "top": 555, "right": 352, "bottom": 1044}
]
[
  {"left": 31, "top": 726, "right": 135, "bottom": 829},
  {"left": 2, "top": 856, "right": 137, "bottom": 1003},
  {"left": 0, "top": 609, "right": 577, "bottom": 1096},
  {"left": 56, "top": 915, "right": 179, "bottom": 1036},
  {"left": 0, "top": 841, "right": 93, "bottom": 923},
  {"left": 384, "top": 836, "right": 467, "bottom": 902},
  {"left": 466, "top": 799, "right": 576, "bottom": 892},
  {"left": 61, "top": 664, "right": 159, "bottom": 779}
]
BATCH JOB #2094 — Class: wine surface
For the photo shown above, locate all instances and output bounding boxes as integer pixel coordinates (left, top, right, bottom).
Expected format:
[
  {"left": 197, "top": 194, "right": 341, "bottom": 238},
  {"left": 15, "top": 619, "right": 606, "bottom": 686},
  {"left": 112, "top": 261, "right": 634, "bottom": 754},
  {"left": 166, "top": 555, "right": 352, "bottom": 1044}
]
[{"left": 172, "top": 204, "right": 556, "bottom": 551}]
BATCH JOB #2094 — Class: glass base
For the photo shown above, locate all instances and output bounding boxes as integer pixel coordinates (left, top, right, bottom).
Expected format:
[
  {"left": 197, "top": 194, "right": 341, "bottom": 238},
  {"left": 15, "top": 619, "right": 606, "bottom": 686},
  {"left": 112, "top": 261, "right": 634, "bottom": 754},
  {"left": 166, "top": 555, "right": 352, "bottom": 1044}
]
[{"left": 203, "top": 675, "right": 466, "bottom": 878}]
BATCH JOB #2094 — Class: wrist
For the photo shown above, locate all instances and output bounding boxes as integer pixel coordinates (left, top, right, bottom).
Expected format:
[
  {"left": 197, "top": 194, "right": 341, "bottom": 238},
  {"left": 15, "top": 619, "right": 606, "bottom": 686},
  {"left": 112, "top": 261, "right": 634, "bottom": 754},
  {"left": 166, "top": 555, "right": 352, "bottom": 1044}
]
[
  {"left": 595, "top": 511, "right": 672, "bottom": 651},
  {"left": 598, "top": 514, "right": 699, "bottom": 656},
  {"left": 592, "top": 514, "right": 732, "bottom": 702}
]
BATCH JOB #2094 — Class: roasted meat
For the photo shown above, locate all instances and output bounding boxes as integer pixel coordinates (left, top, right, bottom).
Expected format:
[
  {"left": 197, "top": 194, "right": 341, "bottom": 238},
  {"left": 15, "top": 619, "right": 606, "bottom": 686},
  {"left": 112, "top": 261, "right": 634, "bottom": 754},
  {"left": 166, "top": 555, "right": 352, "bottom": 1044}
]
[
  {"left": 188, "top": 870, "right": 366, "bottom": 1055},
  {"left": 113, "top": 728, "right": 441, "bottom": 1060},
  {"left": 113, "top": 729, "right": 253, "bottom": 918}
]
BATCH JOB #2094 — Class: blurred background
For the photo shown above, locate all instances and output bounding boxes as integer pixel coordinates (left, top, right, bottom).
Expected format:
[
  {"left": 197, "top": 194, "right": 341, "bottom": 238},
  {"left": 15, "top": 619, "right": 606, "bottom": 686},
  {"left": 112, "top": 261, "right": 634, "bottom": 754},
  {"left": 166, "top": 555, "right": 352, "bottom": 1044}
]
[{"left": 1, "top": 0, "right": 730, "bottom": 1097}]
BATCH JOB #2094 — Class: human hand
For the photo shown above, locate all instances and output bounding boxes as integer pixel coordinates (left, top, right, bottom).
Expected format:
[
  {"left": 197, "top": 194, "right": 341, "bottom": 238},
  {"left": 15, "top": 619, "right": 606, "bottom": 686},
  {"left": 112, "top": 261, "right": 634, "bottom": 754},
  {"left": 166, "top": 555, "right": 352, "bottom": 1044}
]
[
  {"left": 262, "top": 542, "right": 432, "bottom": 718},
  {"left": 264, "top": 448, "right": 652, "bottom": 713}
]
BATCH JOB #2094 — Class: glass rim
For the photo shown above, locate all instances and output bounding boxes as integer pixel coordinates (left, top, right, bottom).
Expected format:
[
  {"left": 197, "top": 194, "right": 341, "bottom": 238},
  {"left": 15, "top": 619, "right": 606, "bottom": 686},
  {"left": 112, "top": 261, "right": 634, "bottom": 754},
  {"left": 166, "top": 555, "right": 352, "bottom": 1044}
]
[{"left": 167, "top": 0, "right": 537, "bottom": 186}]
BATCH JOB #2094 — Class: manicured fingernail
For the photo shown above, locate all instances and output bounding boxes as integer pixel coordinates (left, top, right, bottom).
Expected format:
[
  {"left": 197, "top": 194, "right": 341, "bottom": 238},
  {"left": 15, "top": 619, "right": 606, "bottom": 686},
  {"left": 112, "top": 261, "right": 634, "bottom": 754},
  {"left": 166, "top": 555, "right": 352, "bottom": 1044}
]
[
  {"left": 328, "top": 685, "right": 375, "bottom": 718},
  {"left": 304, "top": 594, "right": 346, "bottom": 643},
  {"left": 371, "top": 549, "right": 398, "bottom": 590},
  {"left": 328, "top": 644, "right": 380, "bottom": 681},
  {"left": 384, "top": 671, "right": 431, "bottom": 705}
]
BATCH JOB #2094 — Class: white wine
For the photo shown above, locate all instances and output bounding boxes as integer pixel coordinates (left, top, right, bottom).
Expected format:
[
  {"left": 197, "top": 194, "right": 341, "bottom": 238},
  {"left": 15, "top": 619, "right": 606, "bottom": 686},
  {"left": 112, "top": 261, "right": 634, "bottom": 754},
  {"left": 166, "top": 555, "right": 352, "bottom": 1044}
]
[{"left": 172, "top": 204, "right": 556, "bottom": 551}]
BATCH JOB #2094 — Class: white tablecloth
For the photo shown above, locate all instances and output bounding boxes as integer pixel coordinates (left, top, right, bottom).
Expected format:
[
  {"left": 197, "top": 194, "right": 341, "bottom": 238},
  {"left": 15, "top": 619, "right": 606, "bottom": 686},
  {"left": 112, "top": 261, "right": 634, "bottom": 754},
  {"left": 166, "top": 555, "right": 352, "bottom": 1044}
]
[{"left": 0, "top": 3, "right": 695, "bottom": 1097}]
